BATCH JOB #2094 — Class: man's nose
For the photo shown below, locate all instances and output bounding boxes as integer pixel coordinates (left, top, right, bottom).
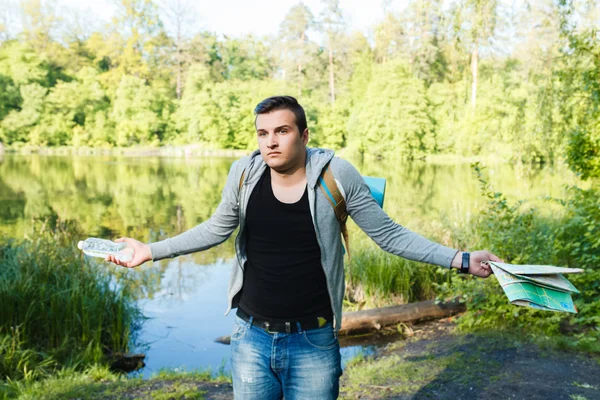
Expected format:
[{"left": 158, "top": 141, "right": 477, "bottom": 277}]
[{"left": 267, "top": 132, "right": 278, "bottom": 148}]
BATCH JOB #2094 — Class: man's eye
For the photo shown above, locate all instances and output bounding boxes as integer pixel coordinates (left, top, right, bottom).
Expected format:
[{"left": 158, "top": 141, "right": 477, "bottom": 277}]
[{"left": 280, "top": 130, "right": 288, "bottom": 134}]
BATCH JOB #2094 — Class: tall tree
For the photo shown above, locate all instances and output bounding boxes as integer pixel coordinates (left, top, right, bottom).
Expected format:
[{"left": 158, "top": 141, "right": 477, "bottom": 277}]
[
  {"left": 403, "top": 0, "right": 446, "bottom": 83},
  {"left": 20, "top": 0, "right": 61, "bottom": 52},
  {"left": 373, "top": 6, "right": 403, "bottom": 64},
  {"left": 319, "top": 0, "right": 345, "bottom": 105},
  {"left": 279, "top": 2, "right": 315, "bottom": 97},
  {"left": 456, "top": 0, "right": 498, "bottom": 109},
  {"left": 90, "top": 0, "right": 163, "bottom": 87},
  {"left": 160, "top": 0, "right": 197, "bottom": 99}
]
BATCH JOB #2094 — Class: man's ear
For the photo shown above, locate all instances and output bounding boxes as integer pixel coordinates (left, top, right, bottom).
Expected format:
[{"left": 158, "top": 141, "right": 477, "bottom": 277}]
[{"left": 302, "top": 128, "right": 309, "bottom": 146}]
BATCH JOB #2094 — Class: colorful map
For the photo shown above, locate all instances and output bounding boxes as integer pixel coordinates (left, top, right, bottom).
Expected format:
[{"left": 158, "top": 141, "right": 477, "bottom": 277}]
[{"left": 488, "top": 262, "right": 581, "bottom": 313}]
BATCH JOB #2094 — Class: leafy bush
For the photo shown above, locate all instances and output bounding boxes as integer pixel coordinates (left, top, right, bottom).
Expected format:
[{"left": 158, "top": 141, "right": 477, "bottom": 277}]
[{"left": 439, "top": 165, "right": 600, "bottom": 349}]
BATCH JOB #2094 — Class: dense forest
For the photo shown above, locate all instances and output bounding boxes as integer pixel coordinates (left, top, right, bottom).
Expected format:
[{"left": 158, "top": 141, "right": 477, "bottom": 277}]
[{"left": 0, "top": 0, "right": 598, "bottom": 176}]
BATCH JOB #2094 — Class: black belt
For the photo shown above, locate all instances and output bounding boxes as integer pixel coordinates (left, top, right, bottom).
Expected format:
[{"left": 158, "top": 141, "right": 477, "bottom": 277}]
[{"left": 236, "top": 307, "right": 328, "bottom": 334}]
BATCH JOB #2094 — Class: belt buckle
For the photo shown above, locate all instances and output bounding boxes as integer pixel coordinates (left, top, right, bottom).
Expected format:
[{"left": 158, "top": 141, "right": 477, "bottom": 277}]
[
  {"left": 264, "top": 321, "right": 292, "bottom": 334},
  {"left": 264, "top": 322, "right": 274, "bottom": 334}
]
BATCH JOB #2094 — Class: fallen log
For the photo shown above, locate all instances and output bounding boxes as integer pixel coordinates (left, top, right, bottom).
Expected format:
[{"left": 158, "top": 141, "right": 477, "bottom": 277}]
[
  {"left": 215, "top": 299, "right": 465, "bottom": 345},
  {"left": 339, "top": 299, "right": 464, "bottom": 336}
]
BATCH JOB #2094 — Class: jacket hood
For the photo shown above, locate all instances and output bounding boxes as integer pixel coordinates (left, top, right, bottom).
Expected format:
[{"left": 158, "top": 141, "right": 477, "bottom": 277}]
[{"left": 245, "top": 147, "right": 335, "bottom": 188}]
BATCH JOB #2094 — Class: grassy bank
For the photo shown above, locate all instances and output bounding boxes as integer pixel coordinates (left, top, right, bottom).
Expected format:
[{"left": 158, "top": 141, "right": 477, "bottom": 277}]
[
  {"left": 344, "top": 246, "right": 450, "bottom": 310},
  {"left": 8, "top": 321, "right": 598, "bottom": 400},
  {"left": 3, "top": 366, "right": 231, "bottom": 400},
  {"left": 0, "top": 225, "right": 142, "bottom": 396}
]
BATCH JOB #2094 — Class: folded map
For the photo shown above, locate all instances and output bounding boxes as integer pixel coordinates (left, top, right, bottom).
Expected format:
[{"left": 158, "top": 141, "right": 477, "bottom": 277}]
[{"left": 487, "top": 261, "right": 582, "bottom": 313}]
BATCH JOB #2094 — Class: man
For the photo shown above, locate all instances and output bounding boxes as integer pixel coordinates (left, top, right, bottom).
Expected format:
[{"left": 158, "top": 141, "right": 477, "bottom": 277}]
[{"left": 108, "top": 95, "right": 502, "bottom": 399}]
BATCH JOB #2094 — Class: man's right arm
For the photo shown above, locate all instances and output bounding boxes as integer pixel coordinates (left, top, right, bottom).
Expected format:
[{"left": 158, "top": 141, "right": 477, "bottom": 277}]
[{"left": 148, "top": 159, "right": 246, "bottom": 261}]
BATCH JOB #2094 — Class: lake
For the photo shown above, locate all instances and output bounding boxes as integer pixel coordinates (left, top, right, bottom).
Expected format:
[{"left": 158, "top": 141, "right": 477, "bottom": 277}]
[{"left": 0, "top": 153, "right": 581, "bottom": 377}]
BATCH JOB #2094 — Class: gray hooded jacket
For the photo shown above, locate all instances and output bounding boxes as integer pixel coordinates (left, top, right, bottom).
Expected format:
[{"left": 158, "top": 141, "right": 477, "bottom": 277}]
[{"left": 149, "top": 148, "right": 459, "bottom": 333}]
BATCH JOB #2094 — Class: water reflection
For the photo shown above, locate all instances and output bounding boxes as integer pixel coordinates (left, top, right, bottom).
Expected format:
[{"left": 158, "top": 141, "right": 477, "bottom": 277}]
[{"left": 133, "top": 259, "right": 236, "bottom": 378}]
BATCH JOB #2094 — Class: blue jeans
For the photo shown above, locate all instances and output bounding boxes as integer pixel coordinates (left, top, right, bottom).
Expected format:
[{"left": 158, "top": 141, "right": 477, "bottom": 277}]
[{"left": 230, "top": 314, "right": 342, "bottom": 399}]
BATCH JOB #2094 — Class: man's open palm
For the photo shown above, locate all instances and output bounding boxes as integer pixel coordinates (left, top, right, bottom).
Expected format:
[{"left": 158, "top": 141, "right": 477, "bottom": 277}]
[{"left": 105, "top": 237, "right": 152, "bottom": 268}]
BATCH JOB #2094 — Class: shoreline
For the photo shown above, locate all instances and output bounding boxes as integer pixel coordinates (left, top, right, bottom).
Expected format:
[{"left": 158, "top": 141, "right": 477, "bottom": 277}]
[
  {"left": 0, "top": 144, "right": 521, "bottom": 165},
  {"left": 6, "top": 320, "right": 599, "bottom": 399},
  {"left": 1, "top": 144, "right": 252, "bottom": 158}
]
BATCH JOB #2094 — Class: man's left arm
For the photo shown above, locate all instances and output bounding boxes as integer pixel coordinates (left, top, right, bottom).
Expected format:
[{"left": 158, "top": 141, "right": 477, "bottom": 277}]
[{"left": 332, "top": 158, "right": 502, "bottom": 277}]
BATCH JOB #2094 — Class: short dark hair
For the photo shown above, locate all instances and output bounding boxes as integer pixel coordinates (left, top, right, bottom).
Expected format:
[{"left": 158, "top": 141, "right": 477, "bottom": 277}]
[{"left": 254, "top": 96, "right": 307, "bottom": 134}]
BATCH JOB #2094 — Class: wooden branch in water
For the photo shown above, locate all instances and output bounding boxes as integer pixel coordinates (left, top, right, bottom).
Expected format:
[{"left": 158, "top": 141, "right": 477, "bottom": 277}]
[{"left": 215, "top": 299, "right": 465, "bottom": 345}]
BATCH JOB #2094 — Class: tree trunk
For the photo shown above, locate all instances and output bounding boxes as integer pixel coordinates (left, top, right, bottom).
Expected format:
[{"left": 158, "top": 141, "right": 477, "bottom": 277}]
[
  {"left": 339, "top": 299, "right": 465, "bottom": 335},
  {"left": 176, "top": 58, "right": 182, "bottom": 100},
  {"left": 471, "top": 45, "right": 478, "bottom": 110},
  {"left": 328, "top": 47, "right": 335, "bottom": 105},
  {"left": 297, "top": 62, "right": 302, "bottom": 98},
  {"left": 298, "top": 32, "right": 304, "bottom": 98},
  {"left": 176, "top": 27, "right": 182, "bottom": 100}
]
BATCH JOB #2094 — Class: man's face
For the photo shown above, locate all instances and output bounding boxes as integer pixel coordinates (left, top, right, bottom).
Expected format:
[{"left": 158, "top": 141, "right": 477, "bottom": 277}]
[{"left": 256, "top": 109, "right": 309, "bottom": 172}]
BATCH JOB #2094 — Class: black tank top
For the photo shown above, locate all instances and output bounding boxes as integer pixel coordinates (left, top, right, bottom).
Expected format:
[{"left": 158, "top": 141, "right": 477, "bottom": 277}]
[{"left": 238, "top": 168, "right": 333, "bottom": 321}]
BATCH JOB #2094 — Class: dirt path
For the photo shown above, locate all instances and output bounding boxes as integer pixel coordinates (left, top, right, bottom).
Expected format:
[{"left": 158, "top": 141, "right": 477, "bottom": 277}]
[{"left": 339, "top": 320, "right": 600, "bottom": 400}]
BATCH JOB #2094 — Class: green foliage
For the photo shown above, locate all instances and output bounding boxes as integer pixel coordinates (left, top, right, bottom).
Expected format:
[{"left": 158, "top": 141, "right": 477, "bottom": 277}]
[
  {"left": 112, "top": 75, "right": 162, "bottom": 146},
  {"left": 306, "top": 100, "right": 347, "bottom": 149},
  {"left": 0, "top": 74, "right": 21, "bottom": 122},
  {"left": 174, "top": 66, "right": 288, "bottom": 148},
  {"left": 0, "top": 327, "right": 57, "bottom": 382},
  {"left": 220, "top": 36, "right": 274, "bottom": 81},
  {"left": 567, "top": 127, "right": 600, "bottom": 180},
  {"left": 560, "top": 26, "right": 600, "bottom": 179},
  {"left": 0, "top": 0, "right": 592, "bottom": 167},
  {"left": 0, "top": 226, "right": 142, "bottom": 381},
  {"left": 0, "top": 83, "right": 47, "bottom": 144},
  {"left": 472, "top": 163, "right": 556, "bottom": 264},
  {"left": 0, "top": 41, "right": 48, "bottom": 86},
  {"left": 347, "top": 59, "right": 435, "bottom": 159},
  {"left": 553, "top": 186, "right": 600, "bottom": 331},
  {"left": 439, "top": 165, "right": 600, "bottom": 346}
]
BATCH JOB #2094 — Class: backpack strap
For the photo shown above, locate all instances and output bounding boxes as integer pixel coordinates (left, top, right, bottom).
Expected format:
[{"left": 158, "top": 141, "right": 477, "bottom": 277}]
[
  {"left": 238, "top": 169, "right": 246, "bottom": 191},
  {"left": 318, "top": 164, "right": 351, "bottom": 262}
]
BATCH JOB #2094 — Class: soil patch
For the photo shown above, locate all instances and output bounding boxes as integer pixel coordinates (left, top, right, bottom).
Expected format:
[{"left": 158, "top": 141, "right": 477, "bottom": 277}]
[{"left": 340, "top": 319, "right": 600, "bottom": 399}]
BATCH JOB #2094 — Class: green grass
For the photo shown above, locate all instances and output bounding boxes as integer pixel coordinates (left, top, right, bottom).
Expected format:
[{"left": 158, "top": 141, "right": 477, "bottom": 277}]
[
  {"left": 345, "top": 245, "right": 451, "bottom": 309},
  {"left": 0, "top": 226, "right": 142, "bottom": 382},
  {"left": 341, "top": 350, "right": 457, "bottom": 397},
  {"left": 152, "top": 368, "right": 231, "bottom": 384},
  {"left": 0, "top": 365, "right": 229, "bottom": 400}
]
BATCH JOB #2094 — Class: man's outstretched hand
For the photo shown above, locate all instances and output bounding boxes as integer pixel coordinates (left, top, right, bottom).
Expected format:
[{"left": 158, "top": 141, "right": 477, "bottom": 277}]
[
  {"left": 105, "top": 237, "right": 152, "bottom": 268},
  {"left": 451, "top": 250, "right": 504, "bottom": 278}
]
